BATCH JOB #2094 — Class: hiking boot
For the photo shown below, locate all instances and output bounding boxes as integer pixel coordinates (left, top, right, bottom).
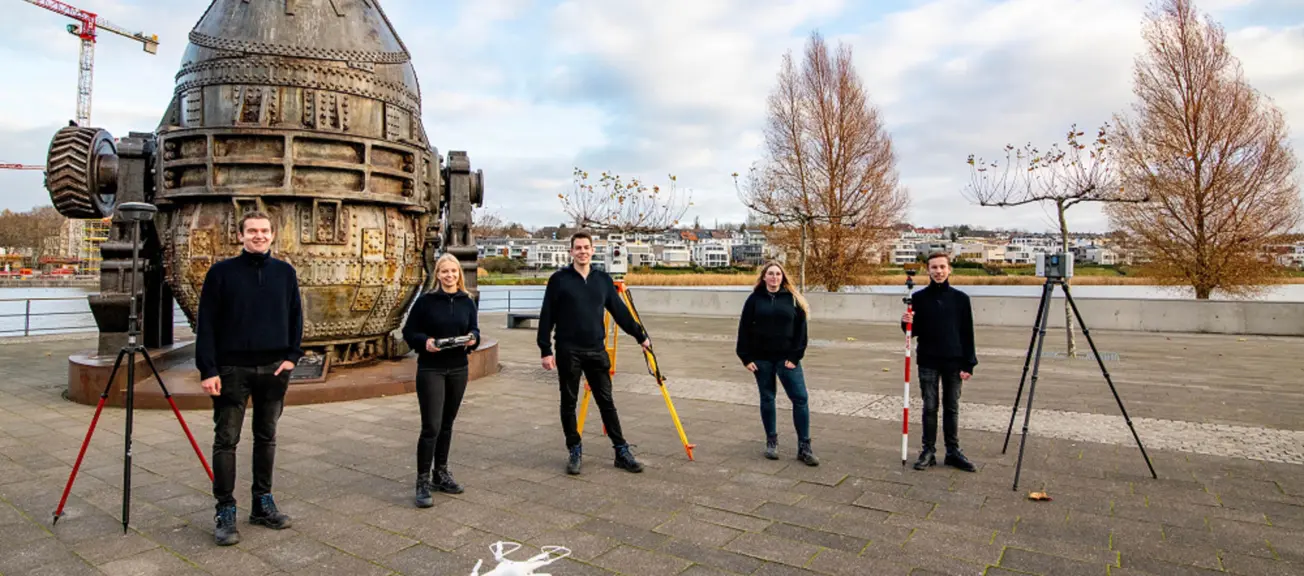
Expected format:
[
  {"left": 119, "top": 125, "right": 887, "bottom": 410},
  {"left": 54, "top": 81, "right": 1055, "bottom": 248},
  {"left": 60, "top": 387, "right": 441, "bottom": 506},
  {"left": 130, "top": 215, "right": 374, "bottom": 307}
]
[
  {"left": 566, "top": 444, "right": 582, "bottom": 475},
  {"left": 435, "top": 465, "right": 464, "bottom": 494},
  {"left": 913, "top": 449, "right": 936, "bottom": 470},
  {"left": 415, "top": 473, "right": 434, "bottom": 508},
  {"left": 797, "top": 440, "right": 820, "bottom": 467},
  {"left": 249, "top": 494, "right": 291, "bottom": 529},
  {"left": 613, "top": 444, "right": 644, "bottom": 473},
  {"left": 214, "top": 505, "right": 240, "bottom": 546},
  {"left": 945, "top": 450, "right": 977, "bottom": 472},
  {"left": 764, "top": 434, "right": 779, "bottom": 460}
]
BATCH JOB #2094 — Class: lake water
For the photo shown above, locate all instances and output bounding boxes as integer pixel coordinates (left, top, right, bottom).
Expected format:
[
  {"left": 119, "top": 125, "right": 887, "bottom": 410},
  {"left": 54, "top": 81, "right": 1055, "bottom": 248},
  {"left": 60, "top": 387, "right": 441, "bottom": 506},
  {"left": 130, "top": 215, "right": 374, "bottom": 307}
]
[{"left": 4, "top": 282, "right": 1301, "bottom": 337}]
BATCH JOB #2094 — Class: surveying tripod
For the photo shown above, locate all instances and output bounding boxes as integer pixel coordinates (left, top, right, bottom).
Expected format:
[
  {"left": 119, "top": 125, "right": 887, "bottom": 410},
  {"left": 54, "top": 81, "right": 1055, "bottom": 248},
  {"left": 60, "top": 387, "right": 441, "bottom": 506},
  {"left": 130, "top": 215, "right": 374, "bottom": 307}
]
[
  {"left": 1003, "top": 275, "right": 1157, "bottom": 490},
  {"left": 574, "top": 277, "right": 696, "bottom": 460}
]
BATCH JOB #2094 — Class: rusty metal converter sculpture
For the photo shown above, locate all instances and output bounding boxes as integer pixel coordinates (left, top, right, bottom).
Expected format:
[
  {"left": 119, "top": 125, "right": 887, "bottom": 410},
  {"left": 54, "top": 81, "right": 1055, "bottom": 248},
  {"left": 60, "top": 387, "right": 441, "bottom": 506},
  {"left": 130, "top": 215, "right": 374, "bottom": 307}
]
[{"left": 41, "top": 0, "right": 483, "bottom": 370}]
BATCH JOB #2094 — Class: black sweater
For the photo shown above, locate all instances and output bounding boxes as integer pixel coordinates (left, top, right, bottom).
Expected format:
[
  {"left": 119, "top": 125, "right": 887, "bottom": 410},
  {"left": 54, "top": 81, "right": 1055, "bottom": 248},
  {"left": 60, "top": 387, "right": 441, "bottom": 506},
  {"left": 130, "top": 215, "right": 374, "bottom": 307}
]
[
  {"left": 537, "top": 265, "right": 646, "bottom": 357},
  {"left": 901, "top": 280, "right": 978, "bottom": 373},
  {"left": 401, "top": 288, "right": 481, "bottom": 370},
  {"left": 736, "top": 287, "right": 809, "bottom": 365},
  {"left": 195, "top": 250, "right": 304, "bottom": 380}
]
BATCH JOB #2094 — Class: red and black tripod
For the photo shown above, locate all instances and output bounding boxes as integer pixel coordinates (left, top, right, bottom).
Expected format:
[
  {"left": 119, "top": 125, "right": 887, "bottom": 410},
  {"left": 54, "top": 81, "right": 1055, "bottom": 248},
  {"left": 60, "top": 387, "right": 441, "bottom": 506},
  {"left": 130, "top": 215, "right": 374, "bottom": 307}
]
[{"left": 51, "top": 202, "right": 213, "bottom": 533}]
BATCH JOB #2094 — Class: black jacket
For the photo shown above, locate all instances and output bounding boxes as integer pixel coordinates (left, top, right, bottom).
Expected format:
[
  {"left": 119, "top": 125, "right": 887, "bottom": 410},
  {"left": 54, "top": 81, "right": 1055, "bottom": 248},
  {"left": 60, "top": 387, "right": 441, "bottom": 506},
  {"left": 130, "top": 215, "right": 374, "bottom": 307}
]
[
  {"left": 902, "top": 280, "right": 978, "bottom": 373},
  {"left": 195, "top": 250, "right": 304, "bottom": 380},
  {"left": 401, "top": 288, "right": 481, "bottom": 370},
  {"left": 736, "top": 286, "right": 809, "bottom": 365},
  {"left": 537, "top": 264, "right": 646, "bottom": 357}
]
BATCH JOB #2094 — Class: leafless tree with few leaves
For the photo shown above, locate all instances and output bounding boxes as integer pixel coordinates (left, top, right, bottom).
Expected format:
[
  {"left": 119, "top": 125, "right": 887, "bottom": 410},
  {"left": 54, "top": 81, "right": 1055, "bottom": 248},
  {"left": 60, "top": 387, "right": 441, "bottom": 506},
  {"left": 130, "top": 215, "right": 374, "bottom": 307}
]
[
  {"left": 472, "top": 207, "right": 506, "bottom": 239},
  {"left": 965, "top": 123, "right": 1148, "bottom": 355},
  {"left": 736, "top": 31, "right": 908, "bottom": 292},
  {"left": 559, "top": 168, "right": 692, "bottom": 235},
  {"left": 1106, "top": 0, "right": 1301, "bottom": 300}
]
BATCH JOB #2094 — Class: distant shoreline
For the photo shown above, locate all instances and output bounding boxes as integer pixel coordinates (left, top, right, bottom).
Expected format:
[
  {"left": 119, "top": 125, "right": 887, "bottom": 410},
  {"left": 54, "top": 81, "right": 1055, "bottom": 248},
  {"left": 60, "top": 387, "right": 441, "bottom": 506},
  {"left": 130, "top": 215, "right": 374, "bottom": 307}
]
[
  {"left": 5, "top": 270, "right": 1299, "bottom": 290},
  {"left": 477, "top": 271, "right": 1304, "bottom": 287},
  {"left": 0, "top": 277, "right": 98, "bottom": 288}
]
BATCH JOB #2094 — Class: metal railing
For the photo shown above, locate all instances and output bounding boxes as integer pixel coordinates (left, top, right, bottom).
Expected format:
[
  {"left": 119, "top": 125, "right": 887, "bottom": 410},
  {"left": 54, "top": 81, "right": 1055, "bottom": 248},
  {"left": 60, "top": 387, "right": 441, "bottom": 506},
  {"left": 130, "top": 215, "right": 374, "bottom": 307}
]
[
  {"left": 475, "top": 289, "right": 544, "bottom": 314},
  {"left": 0, "top": 297, "right": 187, "bottom": 338},
  {"left": 0, "top": 289, "right": 548, "bottom": 338}
]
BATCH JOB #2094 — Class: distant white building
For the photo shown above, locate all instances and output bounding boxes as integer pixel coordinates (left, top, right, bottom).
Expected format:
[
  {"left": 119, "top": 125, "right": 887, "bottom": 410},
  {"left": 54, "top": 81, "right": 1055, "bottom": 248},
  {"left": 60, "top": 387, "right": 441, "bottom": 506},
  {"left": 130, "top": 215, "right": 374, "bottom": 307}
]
[
  {"left": 890, "top": 241, "right": 917, "bottom": 265},
  {"left": 656, "top": 242, "right": 693, "bottom": 267},
  {"left": 1004, "top": 245, "right": 1034, "bottom": 265},
  {"left": 525, "top": 242, "right": 569, "bottom": 268},
  {"left": 692, "top": 243, "right": 731, "bottom": 268},
  {"left": 915, "top": 240, "right": 952, "bottom": 260},
  {"left": 626, "top": 243, "right": 657, "bottom": 268},
  {"left": 1280, "top": 244, "right": 1304, "bottom": 268},
  {"left": 951, "top": 242, "right": 1006, "bottom": 264},
  {"left": 1073, "top": 246, "right": 1118, "bottom": 266}
]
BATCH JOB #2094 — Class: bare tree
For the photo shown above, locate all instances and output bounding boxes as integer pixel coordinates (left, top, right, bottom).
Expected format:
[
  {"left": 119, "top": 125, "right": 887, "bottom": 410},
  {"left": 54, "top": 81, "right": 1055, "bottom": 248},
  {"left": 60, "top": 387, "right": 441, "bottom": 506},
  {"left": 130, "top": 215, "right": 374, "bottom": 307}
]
[
  {"left": 1106, "top": 0, "right": 1302, "bottom": 299},
  {"left": 560, "top": 168, "right": 691, "bottom": 234},
  {"left": 0, "top": 205, "right": 64, "bottom": 261},
  {"left": 471, "top": 207, "right": 506, "bottom": 239},
  {"left": 965, "top": 123, "right": 1147, "bottom": 355},
  {"left": 736, "top": 31, "right": 908, "bottom": 292}
]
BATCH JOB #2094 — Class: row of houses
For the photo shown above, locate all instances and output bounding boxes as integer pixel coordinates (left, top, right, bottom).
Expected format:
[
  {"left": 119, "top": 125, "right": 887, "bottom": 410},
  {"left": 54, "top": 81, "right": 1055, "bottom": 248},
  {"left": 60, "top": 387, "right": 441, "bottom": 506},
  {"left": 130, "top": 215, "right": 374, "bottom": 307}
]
[
  {"left": 480, "top": 229, "right": 1125, "bottom": 271},
  {"left": 887, "top": 228, "right": 1128, "bottom": 266},
  {"left": 478, "top": 225, "right": 1304, "bottom": 271},
  {"left": 478, "top": 228, "right": 776, "bottom": 269}
]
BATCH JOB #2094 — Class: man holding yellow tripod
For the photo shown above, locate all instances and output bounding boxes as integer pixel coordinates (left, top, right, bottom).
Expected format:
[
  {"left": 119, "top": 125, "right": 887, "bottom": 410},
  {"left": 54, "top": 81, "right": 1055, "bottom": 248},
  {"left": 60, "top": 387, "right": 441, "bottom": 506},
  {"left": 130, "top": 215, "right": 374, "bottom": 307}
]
[{"left": 538, "top": 230, "right": 651, "bottom": 475}]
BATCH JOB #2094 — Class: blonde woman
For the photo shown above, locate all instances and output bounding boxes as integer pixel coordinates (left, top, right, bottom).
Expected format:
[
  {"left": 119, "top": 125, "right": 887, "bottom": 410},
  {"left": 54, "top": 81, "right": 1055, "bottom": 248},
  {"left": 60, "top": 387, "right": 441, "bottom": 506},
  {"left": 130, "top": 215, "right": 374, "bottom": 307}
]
[
  {"left": 735, "top": 262, "right": 818, "bottom": 466},
  {"left": 401, "top": 253, "right": 480, "bottom": 507}
]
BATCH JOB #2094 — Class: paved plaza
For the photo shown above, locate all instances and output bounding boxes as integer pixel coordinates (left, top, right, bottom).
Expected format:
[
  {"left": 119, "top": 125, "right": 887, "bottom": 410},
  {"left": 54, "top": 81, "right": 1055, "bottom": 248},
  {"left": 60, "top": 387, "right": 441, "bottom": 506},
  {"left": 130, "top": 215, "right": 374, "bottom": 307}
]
[{"left": 1, "top": 313, "right": 1302, "bottom": 575}]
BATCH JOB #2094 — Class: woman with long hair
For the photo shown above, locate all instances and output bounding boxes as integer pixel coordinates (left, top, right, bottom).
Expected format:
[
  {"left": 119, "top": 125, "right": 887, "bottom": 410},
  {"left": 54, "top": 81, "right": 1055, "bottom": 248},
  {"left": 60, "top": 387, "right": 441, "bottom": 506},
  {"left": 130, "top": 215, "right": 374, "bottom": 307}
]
[
  {"left": 401, "top": 253, "right": 481, "bottom": 507},
  {"left": 735, "top": 261, "right": 818, "bottom": 466}
]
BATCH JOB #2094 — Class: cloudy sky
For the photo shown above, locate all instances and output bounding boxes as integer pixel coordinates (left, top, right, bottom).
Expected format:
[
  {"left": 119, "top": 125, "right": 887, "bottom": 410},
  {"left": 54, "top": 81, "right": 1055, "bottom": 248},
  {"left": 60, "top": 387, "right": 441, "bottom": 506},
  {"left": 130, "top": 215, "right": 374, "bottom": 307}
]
[{"left": 1, "top": 0, "right": 1300, "bottom": 234}]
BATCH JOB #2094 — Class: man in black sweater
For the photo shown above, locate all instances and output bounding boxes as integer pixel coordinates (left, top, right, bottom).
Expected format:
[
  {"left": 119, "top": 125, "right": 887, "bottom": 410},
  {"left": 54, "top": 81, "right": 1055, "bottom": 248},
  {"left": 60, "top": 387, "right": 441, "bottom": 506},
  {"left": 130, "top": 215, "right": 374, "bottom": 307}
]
[
  {"left": 195, "top": 211, "right": 302, "bottom": 546},
  {"left": 538, "top": 231, "right": 650, "bottom": 475},
  {"left": 902, "top": 253, "right": 978, "bottom": 472}
]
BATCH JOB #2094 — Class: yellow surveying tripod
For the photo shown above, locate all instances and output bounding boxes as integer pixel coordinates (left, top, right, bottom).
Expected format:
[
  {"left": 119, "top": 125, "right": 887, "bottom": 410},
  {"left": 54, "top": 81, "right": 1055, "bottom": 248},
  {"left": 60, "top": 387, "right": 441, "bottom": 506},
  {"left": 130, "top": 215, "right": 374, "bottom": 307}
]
[{"left": 575, "top": 277, "right": 697, "bottom": 461}]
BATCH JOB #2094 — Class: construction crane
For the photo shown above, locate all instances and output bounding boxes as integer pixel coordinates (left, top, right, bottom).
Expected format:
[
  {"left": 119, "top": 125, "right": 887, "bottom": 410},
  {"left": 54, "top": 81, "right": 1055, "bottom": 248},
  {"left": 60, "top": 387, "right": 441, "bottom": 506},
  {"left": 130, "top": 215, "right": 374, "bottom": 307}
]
[
  {"left": 0, "top": 164, "right": 46, "bottom": 170},
  {"left": 20, "top": 0, "right": 159, "bottom": 127}
]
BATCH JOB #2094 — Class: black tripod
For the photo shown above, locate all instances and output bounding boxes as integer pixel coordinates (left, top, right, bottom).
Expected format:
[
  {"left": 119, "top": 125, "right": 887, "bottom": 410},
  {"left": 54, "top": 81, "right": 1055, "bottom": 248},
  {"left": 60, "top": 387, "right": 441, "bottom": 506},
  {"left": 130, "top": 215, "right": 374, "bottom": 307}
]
[
  {"left": 52, "top": 202, "right": 213, "bottom": 533},
  {"left": 1002, "top": 276, "right": 1157, "bottom": 491}
]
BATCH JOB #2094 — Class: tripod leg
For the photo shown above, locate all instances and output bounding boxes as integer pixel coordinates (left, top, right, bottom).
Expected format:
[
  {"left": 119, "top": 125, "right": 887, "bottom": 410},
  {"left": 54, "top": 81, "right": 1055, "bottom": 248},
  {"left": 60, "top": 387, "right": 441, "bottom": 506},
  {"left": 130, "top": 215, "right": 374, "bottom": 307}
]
[
  {"left": 1004, "top": 281, "right": 1051, "bottom": 454},
  {"left": 624, "top": 287, "right": 695, "bottom": 461},
  {"left": 53, "top": 348, "right": 128, "bottom": 524},
  {"left": 645, "top": 346, "right": 696, "bottom": 461},
  {"left": 140, "top": 350, "right": 214, "bottom": 482},
  {"left": 1063, "top": 288, "right": 1158, "bottom": 479},
  {"left": 123, "top": 347, "right": 136, "bottom": 534},
  {"left": 576, "top": 381, "right": 592, "bottom": 438},
  {"left": 1013, "top": 283, "right": 1055, "bottom": 491}
]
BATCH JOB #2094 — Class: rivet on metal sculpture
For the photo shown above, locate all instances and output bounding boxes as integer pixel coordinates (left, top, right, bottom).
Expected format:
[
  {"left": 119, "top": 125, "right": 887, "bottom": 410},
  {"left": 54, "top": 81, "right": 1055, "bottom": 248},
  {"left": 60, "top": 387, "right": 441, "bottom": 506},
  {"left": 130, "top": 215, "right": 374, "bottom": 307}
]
[
  {"left": 39, "top": 0, "right": 484, "bottom": 372},
  {"left": 469, "top": 542, "right": 571, "bottom": 576}
]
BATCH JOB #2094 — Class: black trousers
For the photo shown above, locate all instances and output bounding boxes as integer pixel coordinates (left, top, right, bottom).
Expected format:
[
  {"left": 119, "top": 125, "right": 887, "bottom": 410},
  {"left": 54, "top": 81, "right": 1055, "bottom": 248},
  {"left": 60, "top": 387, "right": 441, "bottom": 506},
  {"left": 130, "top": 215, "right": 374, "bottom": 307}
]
[
  {"left": 918, "top": 365, "right": 963, "bottom": 454},
  {"left": 212, "top": 363, "right": 289, "bottom": 512},
  {"left": 416, "top": 366, "right": 469, "bottom": 474},
  {"left": 557, "top": 347, "right": 625, "bottom": 449}
]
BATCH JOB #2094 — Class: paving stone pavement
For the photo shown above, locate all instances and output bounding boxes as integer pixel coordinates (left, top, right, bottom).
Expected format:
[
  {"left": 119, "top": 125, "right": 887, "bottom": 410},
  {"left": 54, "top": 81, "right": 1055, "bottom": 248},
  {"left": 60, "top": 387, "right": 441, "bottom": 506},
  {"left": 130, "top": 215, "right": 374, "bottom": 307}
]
[{"left": 1, "top": 314, "right": 1302, "bottom": 576}]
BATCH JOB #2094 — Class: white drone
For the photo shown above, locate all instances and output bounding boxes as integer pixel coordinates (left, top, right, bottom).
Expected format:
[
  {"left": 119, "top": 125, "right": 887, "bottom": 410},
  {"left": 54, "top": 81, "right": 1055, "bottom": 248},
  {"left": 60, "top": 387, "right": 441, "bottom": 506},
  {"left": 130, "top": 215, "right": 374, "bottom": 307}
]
[{"left": 469, "top": 541, "right": 572, "bottom": 576}]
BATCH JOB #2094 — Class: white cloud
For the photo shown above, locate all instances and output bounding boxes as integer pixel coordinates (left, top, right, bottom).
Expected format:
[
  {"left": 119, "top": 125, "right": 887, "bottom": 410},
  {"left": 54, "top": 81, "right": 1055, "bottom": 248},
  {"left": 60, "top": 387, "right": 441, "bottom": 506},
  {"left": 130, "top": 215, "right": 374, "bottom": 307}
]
[{"left": 1, "top": 0, "right": 1300, "bottom": 238}]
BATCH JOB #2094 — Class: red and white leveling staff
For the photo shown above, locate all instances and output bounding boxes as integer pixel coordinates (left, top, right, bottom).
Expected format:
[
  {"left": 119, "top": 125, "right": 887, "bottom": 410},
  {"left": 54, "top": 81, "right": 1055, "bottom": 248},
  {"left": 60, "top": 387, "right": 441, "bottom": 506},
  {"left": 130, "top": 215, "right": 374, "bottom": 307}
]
[{"left": 901, "top": 266, "right": 918, "bottom": 467}]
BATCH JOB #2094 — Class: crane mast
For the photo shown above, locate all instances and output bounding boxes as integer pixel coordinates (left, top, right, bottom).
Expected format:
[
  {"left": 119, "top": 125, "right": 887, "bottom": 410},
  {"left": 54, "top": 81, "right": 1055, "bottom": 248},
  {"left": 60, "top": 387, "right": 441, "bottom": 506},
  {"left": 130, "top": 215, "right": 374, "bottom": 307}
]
[{"left": 20, "top": 0, "right": 159, "bottom": 126}]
